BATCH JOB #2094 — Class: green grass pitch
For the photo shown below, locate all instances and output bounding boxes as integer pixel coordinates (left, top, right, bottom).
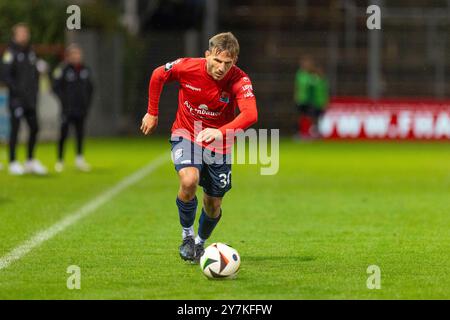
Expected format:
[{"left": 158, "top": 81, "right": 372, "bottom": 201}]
[{"left": 0, "top": 137, "right": 449, "bottom": 299}]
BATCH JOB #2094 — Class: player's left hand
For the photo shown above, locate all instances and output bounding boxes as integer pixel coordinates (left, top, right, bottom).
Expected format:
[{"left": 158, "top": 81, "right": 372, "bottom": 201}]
[{"left": 196, "top": 128, "right": 223, "bottom": 143}]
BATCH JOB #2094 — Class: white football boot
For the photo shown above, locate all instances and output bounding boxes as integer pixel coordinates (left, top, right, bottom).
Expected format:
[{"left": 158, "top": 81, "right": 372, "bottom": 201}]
[
  {"left": 9, "top": 161, "right": 25, "bottom": 175},
  {"left": 75, "top": 156, "right": 91, "bottom": 172},
  {"left": 24, "top": 159, "right": 48, "bottom": 175}
]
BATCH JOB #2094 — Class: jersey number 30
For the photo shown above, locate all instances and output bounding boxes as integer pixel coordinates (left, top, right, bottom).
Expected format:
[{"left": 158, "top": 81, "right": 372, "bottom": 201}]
[{"left": 219, "top": 171, "right": 231, "bottom": 189}]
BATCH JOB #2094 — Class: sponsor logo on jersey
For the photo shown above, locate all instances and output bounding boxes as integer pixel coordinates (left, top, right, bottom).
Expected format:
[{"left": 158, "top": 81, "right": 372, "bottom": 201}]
[
  {"left": 243, "top": 91, "right": 254, "bottom": 98},
  {"left": 219, "top": 92, "right": 230, "bottom": 103},
  {"left": 165, "top": 59, "right": 181, "bottom": 72},
  {"left": 184, "top": 101, "right": 221, "bottom": 117},
  {"left": 174, "top": 148, "right": 183, "bottom": 161},
  {"left": 185, "top": 83, "right": 201, "bottom": 92},
  {"left": 241, "top": 84, "right": 254, "bottom": 98}
]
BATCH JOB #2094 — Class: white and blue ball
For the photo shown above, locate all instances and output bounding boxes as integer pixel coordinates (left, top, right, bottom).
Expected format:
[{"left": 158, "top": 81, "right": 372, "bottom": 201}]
[{"left": 200, "top": 243, "right": 240, "bottom": 279}]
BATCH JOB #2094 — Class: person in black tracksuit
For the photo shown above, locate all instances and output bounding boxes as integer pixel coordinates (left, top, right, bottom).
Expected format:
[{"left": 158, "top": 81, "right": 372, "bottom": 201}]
[
  {"left": 1, "top": 23, "right": 47, "bottom": 175},
  {"left": 52, "top": 44, "right": 93, "bottom": 172}
]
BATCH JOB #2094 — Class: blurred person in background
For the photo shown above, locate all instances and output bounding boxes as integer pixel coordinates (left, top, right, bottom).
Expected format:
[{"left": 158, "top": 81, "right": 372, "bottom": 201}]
[
  {"left": 293, "top": 55, "right": 316, "bottom": 139},
  {"left": 310, "top": 64, "right": 329, "bottom": 138},
  {"left": 52, "top": 44, "right": 93, "bottom": 173},
  {"left": 1, "top": 23, "right": 47, "bottom": 175}
]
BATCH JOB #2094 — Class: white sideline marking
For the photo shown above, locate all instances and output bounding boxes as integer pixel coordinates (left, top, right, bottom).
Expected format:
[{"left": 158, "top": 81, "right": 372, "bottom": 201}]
[{"left": 0, "top": 155, "right": 168, "bottom": 271}]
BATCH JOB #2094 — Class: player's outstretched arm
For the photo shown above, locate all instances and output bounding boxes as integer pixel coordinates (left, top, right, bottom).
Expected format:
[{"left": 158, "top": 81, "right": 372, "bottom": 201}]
[
  {"left": 197, "top": 96, "right": 258, "bottom": 143},
  {"left": 218, "top": 98, "right": 258, "bottom": 134},
  {"left": 196, "top": 99, "right": 257, "bottom": 143},
  {"left": 141, "top": 59, "right": 183, "bottom": 135},
  {"left": 140, "top": 113, "right": 158, "bottom": 135}
]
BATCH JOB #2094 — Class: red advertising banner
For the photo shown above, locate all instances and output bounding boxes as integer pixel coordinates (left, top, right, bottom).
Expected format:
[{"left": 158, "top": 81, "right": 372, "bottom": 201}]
[{"left": 320, "top": 97, "right": 450, "bottom": 140}]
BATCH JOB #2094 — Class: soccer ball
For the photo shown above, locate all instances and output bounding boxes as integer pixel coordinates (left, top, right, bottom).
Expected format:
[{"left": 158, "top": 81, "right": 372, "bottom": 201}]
[{"left": 200, "top": 243, "right": 241, "bottom": 279}]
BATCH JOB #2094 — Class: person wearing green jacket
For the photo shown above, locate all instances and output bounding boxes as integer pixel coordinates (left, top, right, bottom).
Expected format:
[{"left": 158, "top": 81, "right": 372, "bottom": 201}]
[{"left": 294, "top": 56, "right": 315, "bottom": 138}]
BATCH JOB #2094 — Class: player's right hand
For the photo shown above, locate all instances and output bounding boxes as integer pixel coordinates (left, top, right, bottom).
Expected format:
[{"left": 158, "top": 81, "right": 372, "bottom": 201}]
[{"left": 140, "top": 113, "right": 158, "bottom": 135}]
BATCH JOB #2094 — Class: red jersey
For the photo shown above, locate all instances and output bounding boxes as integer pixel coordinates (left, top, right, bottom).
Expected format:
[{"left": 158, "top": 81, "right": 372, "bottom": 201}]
[{"left": 147, "top": 58, "right": 258, "bottom": 154}]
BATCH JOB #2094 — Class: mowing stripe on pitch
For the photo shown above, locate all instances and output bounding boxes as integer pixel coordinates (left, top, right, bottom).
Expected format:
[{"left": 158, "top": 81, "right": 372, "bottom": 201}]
[{"left": 0, "top": 155, "right": 168, "bottom": 271}]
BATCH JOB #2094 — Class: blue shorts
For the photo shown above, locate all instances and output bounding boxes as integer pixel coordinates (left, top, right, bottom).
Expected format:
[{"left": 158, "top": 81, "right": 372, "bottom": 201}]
[{"left": 170, "top": 136, "right": 232, "bottom": 198}]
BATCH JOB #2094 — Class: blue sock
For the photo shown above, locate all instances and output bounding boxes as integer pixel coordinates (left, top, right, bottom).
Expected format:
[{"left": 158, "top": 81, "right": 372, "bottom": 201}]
[
  {"left": 176, "top": 196, "right": 197, "bottom": 230},
  {"left": 198, "top": 208, "right": 222, "bottom": 241}
]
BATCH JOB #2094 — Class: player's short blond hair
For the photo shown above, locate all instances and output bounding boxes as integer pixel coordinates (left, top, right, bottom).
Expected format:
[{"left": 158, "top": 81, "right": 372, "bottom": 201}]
[{"left": 208, "top": 32, "right": 240, "bottom": 58}]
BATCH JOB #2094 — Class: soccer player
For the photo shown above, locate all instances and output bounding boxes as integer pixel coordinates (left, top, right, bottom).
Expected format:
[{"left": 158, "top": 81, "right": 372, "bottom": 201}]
[
  {"left": 294, "top": 55, "right": 315, "bottom": 139},
  {"left": 140, "top": 32, "right": 258, "bottom": 263},
  {"left": 52, "top": 44, "right": 93, "bottom": 172},
  {"left": 2, "top": 23, "right": 47, "bottom": 175}
]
